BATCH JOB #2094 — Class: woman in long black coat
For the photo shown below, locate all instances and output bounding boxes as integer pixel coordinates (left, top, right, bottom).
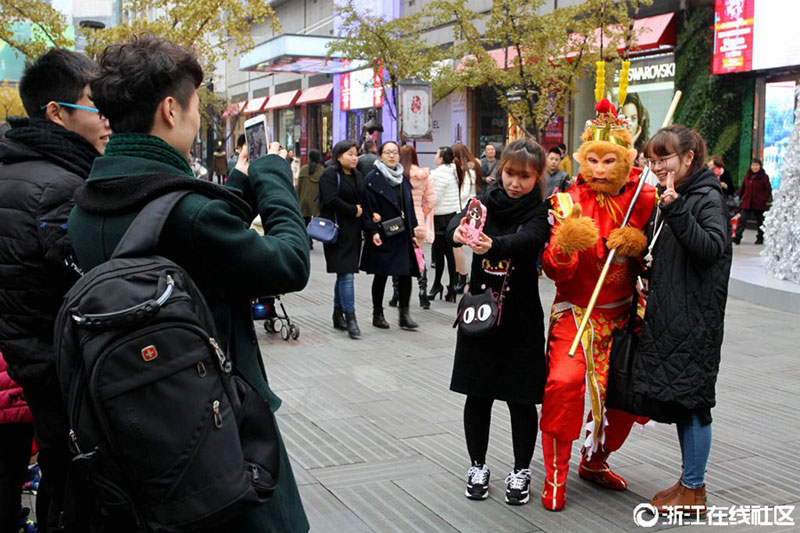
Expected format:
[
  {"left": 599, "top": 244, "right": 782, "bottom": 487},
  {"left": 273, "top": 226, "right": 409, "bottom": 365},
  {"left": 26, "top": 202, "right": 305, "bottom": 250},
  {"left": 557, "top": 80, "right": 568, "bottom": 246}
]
[
  {"left": 446, "top": 139, "right": 550, "bottom": 506},
  {"left": 360, "top": 141, "right": 420, "bottom": 330},
  {"left": 319, "top": 140, "right": 365, "bottom": 339},
  {"left": 636, "top": 126, "right": 732, "bottom": 515}
]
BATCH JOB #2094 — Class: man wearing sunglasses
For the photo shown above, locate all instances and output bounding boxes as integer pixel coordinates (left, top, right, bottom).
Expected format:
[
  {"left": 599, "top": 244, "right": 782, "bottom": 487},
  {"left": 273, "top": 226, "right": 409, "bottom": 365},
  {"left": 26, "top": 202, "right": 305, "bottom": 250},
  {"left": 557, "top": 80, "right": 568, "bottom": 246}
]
[{"left": 0, "top": 48, "right": 110, "bottom": 532}]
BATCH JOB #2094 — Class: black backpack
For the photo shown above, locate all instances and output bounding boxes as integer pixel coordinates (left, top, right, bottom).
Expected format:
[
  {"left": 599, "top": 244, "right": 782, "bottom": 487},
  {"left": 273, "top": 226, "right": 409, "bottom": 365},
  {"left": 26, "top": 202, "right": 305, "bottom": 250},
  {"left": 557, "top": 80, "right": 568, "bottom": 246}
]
[{"left": 54, "top": 192, "right": 280, "bottom": 532}]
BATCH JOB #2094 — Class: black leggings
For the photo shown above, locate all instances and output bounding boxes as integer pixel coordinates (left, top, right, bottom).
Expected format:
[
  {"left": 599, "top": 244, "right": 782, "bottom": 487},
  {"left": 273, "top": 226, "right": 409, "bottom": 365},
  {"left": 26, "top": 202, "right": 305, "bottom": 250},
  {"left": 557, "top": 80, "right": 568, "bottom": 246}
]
[
  {"left": 373, "top": 274, "right": 411, "bottom": 309},
  {"left": 432, "top": 214, "right": 457, "bottom": 289},
  {"left": 464, "top": 396, "right": 539, "bottom": 470}
]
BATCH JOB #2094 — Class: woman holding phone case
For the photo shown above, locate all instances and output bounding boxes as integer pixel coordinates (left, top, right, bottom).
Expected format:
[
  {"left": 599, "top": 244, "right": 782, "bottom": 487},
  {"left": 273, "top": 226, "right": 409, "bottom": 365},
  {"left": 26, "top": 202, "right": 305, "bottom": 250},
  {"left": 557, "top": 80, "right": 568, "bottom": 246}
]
[
  {"left": 360, "top": 141, "right": 420, "bottom": 330},
  {"left": 319, "top": 140, "right": 365, "bottom": 339},
  {"left": 447, "top": 138, "right": 550, "bottom": 506}
]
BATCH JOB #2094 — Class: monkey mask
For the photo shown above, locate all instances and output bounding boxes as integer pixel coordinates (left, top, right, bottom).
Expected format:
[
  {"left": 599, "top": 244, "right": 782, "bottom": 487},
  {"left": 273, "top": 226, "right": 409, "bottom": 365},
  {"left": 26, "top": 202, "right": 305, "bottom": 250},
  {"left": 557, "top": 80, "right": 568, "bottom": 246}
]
[{"left": 574, "top": 99, "right": 637, "bottom": 195}]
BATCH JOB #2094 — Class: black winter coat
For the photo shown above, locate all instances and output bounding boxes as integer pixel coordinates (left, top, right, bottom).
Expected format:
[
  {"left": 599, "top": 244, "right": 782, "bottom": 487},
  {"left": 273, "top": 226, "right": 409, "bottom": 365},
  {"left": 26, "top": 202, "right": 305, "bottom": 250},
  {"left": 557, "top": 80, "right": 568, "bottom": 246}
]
[
  {"left": 359, "top": 169, "right": 419, "bottom": 277},
  {"left": 633, "top": 168, "right": 732, "bottom": 423},
  {"left": 447, "top": 187, "right": 550, "bottom": 403},
  {"left": 0, "top": 120, "right": 98, "bottom": 387},
  {"left": 319, "top": 165, "right": 365, "bottom": 273}
]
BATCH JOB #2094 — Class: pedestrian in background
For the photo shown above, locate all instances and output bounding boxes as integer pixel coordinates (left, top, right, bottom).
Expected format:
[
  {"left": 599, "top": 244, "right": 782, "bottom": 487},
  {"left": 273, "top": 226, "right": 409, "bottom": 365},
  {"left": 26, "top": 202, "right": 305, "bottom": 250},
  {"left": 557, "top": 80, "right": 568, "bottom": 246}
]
[
  {"left": 556, "top": 142, "right": 572, "bottom": 177},
  {"left": 733, "top": 158, "right": 771, "bottom": 245},
  {"left": 320, "top": 140, "right": 365, "bottom": 339},
  {"left": 707, "top": 155, "right": 734, "bottom": 200},
  {"left": 288, "top": 149, "right": 301, "bottom": 186},
  {"left": 480, "top": 143, "right": 500, "bottom": 186},
  {"left": 357, "top": 140, "right": 378, "bottom": 177},
  {"left": 637, "top": 125, "right": 731, "bottom": 517},
  {"left": 296, "top": 148, "right": 324, "bottom": 232},
  {"left": 448, "top": 138, "right": 550, "bottom": 506},
  {"left": 452, "top": 143, "right": 482, "bottom": 293},
  {"left": 400, "top": 144, "right": 435, "bottom": 309},
  {"left": 228, "top": 133, "right": 245, "bottom": 176},
  {"left": 429, "top": 146, "right": 461, "bottom": 302},
  {"left": 0, "top": 350, "right": 34, "bottom": 533},
  {"left": 544, "top": 147, "right": 571, "bottom": 196},
  {"left": 0, "top": 48, "right": 110, "bottom": 532},
  {"left": 360, "top": 141, "right": 419, "bottom": 330}
]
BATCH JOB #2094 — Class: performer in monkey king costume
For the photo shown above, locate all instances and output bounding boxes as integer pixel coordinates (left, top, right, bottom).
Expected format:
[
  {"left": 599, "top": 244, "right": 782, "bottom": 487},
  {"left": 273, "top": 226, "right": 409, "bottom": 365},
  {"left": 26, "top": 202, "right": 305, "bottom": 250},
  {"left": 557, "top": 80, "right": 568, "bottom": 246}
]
[{"left": 539, "top": 95, "right": 656, "bottom": 512}]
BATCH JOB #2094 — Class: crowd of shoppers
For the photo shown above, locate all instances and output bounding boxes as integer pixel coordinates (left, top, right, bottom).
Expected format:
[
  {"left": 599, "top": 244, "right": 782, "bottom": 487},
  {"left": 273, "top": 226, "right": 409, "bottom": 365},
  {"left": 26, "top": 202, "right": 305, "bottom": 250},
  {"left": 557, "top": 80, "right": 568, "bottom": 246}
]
[{"left": 0, "top": 34, "right": 740, "bottom": 529}]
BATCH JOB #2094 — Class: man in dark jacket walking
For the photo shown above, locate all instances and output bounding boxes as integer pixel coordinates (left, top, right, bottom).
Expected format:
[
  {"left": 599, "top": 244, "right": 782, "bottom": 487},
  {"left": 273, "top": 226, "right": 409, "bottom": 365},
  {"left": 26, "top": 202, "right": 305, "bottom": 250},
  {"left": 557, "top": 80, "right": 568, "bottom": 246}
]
[
  {"left": 68, "top": 35, "right": 310, "bottom": 532},
  {"left": 357, "top": 139, "right": 378, "bottom": 176},
  {"left": 0, "top": 49, "right": 110, "bottom": 532}
]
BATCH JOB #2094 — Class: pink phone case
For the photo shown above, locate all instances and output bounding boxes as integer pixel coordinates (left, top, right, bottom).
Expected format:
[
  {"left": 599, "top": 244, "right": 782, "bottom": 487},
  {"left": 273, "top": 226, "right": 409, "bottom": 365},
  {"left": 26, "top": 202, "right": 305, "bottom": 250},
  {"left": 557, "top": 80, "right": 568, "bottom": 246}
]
[{"left": 461, "top": 198, "right": 487, "bottom": 246}]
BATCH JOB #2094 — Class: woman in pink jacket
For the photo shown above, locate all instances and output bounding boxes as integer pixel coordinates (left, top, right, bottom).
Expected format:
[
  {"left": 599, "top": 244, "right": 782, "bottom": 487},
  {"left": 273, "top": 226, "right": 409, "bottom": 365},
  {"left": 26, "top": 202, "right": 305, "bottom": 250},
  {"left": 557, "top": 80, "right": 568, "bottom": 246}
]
[
  {"left": 397, "top": 145, "right": 436, "bottom": 309},
  {"left": 0, "top": 350, "right": 34, "bottom": 531}
]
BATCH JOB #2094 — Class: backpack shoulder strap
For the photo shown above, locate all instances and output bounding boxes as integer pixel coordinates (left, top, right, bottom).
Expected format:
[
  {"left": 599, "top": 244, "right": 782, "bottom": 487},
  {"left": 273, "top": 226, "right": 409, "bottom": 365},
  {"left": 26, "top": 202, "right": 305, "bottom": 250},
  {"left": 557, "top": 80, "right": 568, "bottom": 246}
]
[{"left": 112, "top": 191, "right": 192, "bottom": 259}]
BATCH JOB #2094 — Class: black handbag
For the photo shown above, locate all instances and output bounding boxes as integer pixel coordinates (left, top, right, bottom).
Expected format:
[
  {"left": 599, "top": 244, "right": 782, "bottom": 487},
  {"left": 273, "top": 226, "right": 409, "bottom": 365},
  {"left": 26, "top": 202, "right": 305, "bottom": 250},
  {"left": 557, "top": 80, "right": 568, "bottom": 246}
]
[
  {"left": 380, "top": 216, "right": 405, "bottom": 236},
  {"left": 379, "top": 184, "right": 406, "bottom": 237},
  {"left": 605, "top": 290, "right": 642, "bottom": 412},
  {"left": 452, "top": 261, "right": 511, "bottom": 337}
]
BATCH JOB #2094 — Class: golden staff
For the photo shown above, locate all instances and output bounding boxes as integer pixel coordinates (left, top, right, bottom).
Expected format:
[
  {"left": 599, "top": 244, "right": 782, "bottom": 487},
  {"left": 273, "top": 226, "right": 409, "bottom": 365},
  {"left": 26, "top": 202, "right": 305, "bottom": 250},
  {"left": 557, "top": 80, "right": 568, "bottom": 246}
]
[{"left": 567, "top": 90, "right": 683, "bottom": 359}]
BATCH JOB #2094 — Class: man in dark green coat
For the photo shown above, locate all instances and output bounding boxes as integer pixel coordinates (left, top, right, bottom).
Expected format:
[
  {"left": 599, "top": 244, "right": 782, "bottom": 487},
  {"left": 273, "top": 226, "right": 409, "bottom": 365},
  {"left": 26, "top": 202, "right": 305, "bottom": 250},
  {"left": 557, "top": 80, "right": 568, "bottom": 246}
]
[{"left": 67, "top": 35, "right": 310, "bottom": 532}]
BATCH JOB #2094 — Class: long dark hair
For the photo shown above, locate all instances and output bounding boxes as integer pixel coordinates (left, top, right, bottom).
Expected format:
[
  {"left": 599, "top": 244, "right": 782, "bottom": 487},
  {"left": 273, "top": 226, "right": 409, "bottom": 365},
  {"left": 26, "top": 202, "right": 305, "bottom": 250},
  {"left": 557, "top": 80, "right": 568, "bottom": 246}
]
[
  {"left": 452, "top": 143, "right": 483, "bottom": 192},
  {"left": 622, "top": 92, "right": 650, "bottom": 152},
  {"left": 644, "top": 125, "right": 708, "bottom": 179},
  {"left": 437, "top": 145, "right": 463, "bottom": 188},
  {"left": 400, "top": 145, "right": 420, "bottom": 180},
  {"left": 496, "top": 138, "right": 547, "bottom": 199},
  {"left": 331, "top": 140, "right": 358, "bottom": 171},
  {"left": 308, "top": 149, "right": 322, "bottom": 174}
]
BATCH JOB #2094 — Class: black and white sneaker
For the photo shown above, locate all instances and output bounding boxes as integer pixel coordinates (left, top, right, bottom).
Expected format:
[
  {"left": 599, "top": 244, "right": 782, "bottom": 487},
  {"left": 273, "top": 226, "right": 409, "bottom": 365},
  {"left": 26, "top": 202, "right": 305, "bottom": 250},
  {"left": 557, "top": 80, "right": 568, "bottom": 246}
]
[
  {"left": 465, "top": 464, "right": 490, "bottom": 500},
  {"left": 504, "top": 468, "right": 531, "bottom": 505}
]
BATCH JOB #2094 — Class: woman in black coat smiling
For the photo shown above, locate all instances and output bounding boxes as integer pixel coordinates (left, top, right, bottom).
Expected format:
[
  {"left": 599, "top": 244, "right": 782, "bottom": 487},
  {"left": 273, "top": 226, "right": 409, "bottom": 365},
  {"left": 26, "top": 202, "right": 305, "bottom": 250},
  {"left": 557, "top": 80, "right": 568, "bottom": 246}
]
[
  {"left": 319, "top": 140, "right": 365, "bottom": 339},
  {"left": 360, "top": 141, "right": 420, "bottom": 330},
  {"left": 637, "top": 125, "right": 732, "bottom": 516}
]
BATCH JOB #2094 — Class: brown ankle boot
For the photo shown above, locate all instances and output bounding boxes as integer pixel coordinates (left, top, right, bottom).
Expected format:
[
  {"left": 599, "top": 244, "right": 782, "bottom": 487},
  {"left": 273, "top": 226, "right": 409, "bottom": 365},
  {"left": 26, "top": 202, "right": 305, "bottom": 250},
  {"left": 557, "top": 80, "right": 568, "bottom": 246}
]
[
  {"left": 652, "top": 483, "right": 707, "bottom": 517},
  {"left": 651, "top": 477, "right": 682, "bottom": 504}
]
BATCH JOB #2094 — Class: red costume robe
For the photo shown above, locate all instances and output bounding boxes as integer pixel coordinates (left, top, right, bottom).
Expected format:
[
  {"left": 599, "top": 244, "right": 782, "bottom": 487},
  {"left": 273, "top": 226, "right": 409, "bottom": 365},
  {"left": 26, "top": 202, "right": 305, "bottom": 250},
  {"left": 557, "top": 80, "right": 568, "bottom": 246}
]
[{"left": 541, "top": 167, "right": 656, "bottom": 455}]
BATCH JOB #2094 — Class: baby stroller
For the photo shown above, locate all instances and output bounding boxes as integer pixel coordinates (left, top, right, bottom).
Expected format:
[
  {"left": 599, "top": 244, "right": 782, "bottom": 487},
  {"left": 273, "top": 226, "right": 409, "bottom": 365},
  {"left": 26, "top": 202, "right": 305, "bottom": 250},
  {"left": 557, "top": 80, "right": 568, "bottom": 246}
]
[{"left": 252, "top": 296, "right": 299, "bottom": 341}]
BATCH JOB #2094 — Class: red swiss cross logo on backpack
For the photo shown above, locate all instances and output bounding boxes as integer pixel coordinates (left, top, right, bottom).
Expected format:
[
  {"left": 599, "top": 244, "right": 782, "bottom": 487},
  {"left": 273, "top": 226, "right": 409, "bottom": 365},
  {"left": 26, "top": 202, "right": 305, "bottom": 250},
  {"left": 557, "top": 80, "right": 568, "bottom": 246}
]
[{"left": 141, "top": 345, "right": 158, "bottom": 362}]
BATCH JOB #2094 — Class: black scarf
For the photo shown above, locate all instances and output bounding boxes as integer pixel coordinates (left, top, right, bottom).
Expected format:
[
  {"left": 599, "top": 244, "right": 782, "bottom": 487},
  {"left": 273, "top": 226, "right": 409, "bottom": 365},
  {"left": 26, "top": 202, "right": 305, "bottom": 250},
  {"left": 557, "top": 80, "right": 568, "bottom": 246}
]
[
  {"left": 482, "top": 180, "right": 544, "bottom": 223},
  {"left": 5, "top": 117, "right": 99, "bottom": 177}
]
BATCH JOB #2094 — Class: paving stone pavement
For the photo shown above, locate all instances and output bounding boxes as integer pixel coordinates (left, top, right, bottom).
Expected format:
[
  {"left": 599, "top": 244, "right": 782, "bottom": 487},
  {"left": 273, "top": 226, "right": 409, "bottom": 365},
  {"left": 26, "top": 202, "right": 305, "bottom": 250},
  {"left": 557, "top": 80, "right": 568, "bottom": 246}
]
[{"left": 261, "top": 244, "right": 800, "bottom": 532}]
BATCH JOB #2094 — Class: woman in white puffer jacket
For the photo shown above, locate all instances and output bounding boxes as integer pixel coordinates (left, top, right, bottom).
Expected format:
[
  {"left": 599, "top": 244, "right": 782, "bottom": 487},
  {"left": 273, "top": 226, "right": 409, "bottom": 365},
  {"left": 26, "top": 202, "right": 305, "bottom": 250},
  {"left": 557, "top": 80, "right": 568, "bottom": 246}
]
[{"left": 429, "top": 146, "right": 462, "bottom": 302}]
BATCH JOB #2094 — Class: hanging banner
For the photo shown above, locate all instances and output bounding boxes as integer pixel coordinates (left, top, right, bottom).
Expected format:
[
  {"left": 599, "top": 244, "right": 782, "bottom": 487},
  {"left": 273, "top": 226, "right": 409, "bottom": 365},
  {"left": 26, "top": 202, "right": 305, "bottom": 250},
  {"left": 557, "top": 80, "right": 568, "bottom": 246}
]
[{"left": 398, "top": 81, "right": 433, "bottom": 142}]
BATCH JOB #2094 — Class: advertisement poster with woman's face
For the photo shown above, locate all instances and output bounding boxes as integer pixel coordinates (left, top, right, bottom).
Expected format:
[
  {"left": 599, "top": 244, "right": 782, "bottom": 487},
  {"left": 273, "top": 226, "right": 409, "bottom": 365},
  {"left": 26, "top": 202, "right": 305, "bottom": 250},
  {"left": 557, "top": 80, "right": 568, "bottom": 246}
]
[{"left": 588, "top": 55, "right": 676, "bottom": 157}]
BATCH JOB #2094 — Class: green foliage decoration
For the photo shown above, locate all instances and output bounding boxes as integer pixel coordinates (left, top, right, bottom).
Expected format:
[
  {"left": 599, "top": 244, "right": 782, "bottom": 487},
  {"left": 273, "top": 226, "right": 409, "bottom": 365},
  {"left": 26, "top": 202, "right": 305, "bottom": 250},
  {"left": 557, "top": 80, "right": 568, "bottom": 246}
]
[{"left": 673, "top": 5, "right": 753, "bottom": 184}]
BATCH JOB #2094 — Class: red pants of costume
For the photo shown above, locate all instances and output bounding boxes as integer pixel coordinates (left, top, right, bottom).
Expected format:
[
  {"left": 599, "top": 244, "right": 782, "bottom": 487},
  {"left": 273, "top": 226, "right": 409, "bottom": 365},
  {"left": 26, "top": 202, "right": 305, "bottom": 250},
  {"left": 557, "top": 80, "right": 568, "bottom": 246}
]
[{"left": 540, "top": 307, "right": 638, "bottom": 451}]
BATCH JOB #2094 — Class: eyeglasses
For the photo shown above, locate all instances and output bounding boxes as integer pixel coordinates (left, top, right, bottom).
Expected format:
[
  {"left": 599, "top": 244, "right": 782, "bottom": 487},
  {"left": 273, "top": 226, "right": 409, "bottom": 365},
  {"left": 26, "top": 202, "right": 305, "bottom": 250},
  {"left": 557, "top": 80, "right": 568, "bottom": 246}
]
[
  {"left": 647, "top": 153, "right": 679, "bottom": 168},
  {"left": 39, "top": 101, "right": 99, "bottom": 113},
  {"left": 382, "top": 150, "right": 399, "bottom": 156}
]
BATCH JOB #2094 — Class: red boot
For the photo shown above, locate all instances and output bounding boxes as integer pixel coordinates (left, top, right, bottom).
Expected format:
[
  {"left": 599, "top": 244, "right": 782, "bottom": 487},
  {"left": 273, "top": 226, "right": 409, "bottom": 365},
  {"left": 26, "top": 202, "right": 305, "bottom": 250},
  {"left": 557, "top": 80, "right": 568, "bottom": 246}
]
[
  {"left": 578, "top": 447, "right": 627, "bottom": 490},
  {"left": 541, "top": 433, "right": 571, "bottom": 511}
]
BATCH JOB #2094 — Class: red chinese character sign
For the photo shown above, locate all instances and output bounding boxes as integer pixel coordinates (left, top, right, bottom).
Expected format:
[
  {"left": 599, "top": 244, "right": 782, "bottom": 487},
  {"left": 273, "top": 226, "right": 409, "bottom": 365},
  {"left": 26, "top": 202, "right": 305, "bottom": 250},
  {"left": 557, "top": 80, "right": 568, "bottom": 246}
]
[
  {"left": 713, "top": 0, "right": 755, "bottom": 74},
  {"left": 398, "top": 81, "right": 433, "bottom": 142}
]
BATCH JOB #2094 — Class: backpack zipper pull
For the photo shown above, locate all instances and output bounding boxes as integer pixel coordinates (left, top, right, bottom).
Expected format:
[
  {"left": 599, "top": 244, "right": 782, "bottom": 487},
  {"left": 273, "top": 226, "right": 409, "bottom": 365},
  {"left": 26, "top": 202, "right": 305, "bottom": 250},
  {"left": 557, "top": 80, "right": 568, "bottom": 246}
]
[
  {"left": 69, "top": 429, "right": 82, "bottom": 453},
  {"left": 196, "top": 361, "right": 207, "bottom": 377},
  {"left": 212, "top": 400, "right": 222, "bottom": 428},
  {"left": 209, "top": 338, "right": 231, "bottom": 373},
  {"left": 251, "top": 464, "right": 260, "bottom": 482}
]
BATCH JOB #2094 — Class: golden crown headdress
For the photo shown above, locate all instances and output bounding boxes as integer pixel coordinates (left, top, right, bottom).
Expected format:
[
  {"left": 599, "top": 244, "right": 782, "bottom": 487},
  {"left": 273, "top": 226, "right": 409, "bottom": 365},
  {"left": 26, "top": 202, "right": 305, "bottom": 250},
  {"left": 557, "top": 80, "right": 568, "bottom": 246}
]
[{"left": 585, "top": 60, "right": 632, "bottom": 149}]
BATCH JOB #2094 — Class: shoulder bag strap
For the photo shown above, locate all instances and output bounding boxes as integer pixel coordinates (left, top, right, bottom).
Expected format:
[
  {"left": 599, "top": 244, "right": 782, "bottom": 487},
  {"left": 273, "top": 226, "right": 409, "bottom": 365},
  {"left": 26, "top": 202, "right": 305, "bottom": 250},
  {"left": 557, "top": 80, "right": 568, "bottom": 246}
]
[{"left": 111, "top": 191, "right": 192, "bottom": 258}]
